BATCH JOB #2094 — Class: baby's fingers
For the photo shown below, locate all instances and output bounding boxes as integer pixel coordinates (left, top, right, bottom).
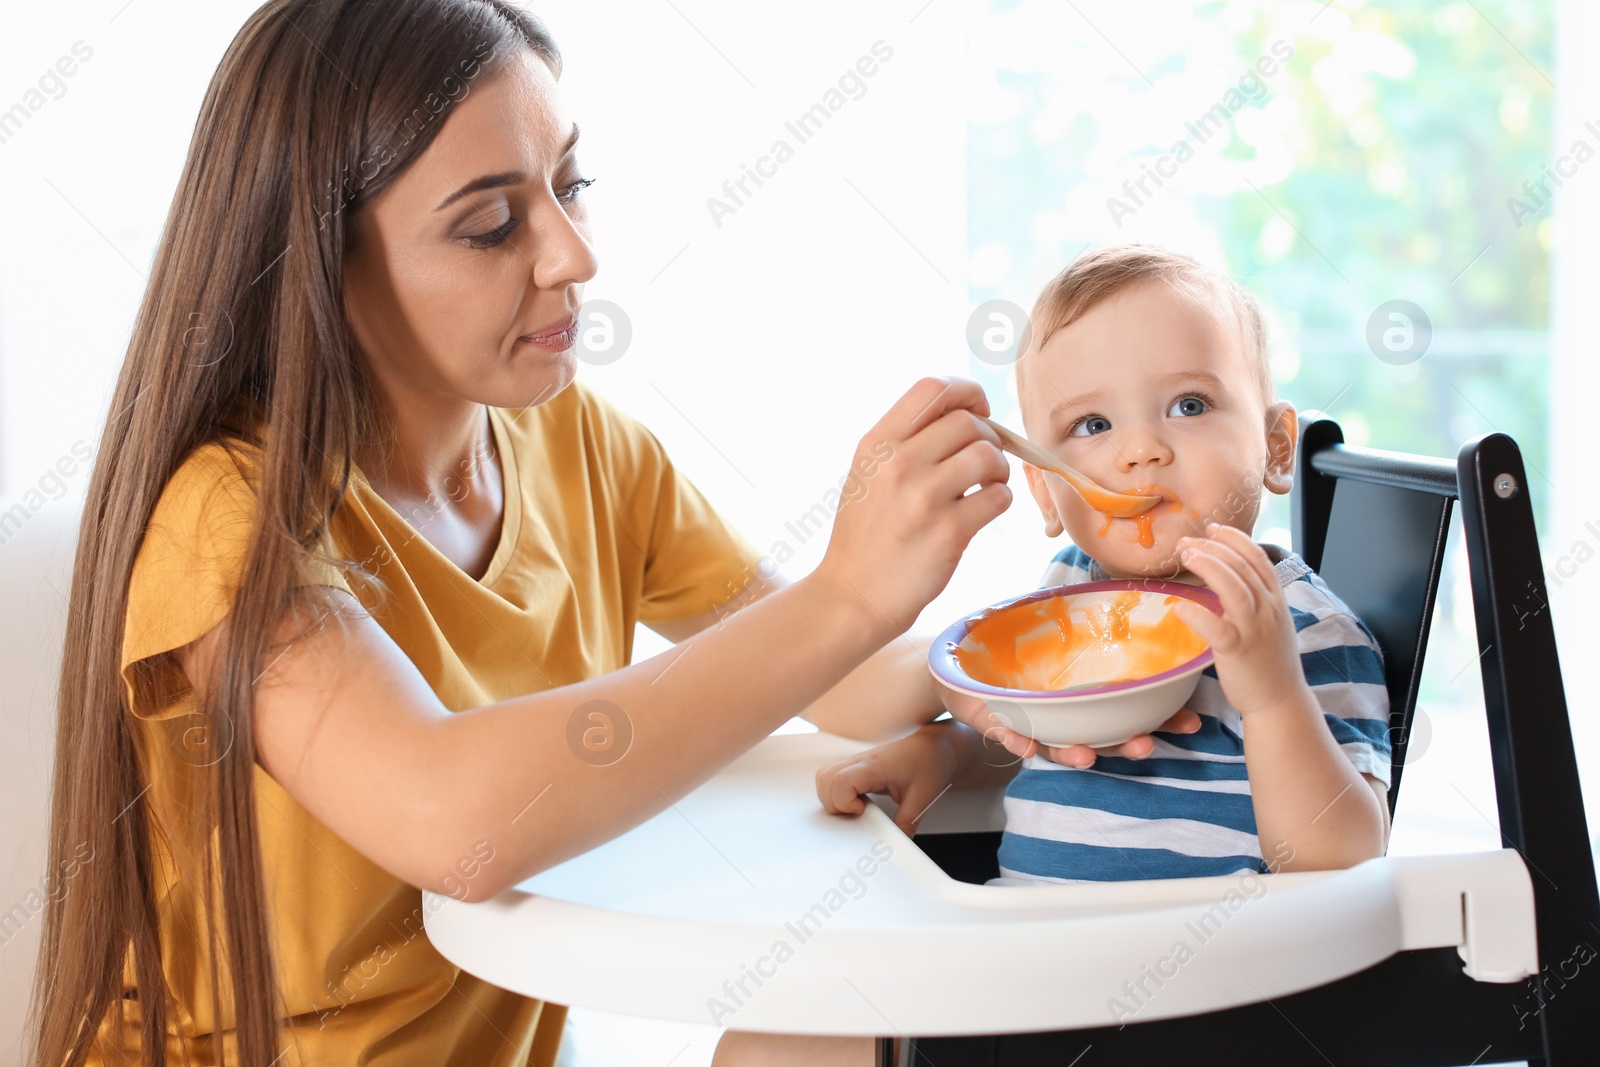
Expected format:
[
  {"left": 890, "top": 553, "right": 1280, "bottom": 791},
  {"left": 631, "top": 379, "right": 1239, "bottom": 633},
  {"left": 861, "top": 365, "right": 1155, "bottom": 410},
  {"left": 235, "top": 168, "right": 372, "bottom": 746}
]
[
  {"left": 1180, "top": 537, "right": 1259, "bottom": 619},
  {"left": 1095, "top": 706, "right": 1204, "bottom": 761},
  {"left": 1207, "top": 523, "right": 1279, "bottom": 592},
  {"left": 991, "top": 723, "right": 1039, "bottom": 760},
  {"left": 892, "top": 778, "right": 948, "bottom": 837},
  {"left": 1173, "top": 598, "right": 1233, "bottom": 652},
  {"left": 1158, "top": 706, "right": 1203, "bottom": 735},
  {"left": 1035, "top": 742, "right": 1099, "bottom": 768},
  {"left": 815, "top": 760, "right": 878, "bottom": 816},
  {"left": 1103, "top": 734, "right": 1155, "bottom": 759},
  {"left": 970, "top": 708, "right": 1038, "bottom": 760}
]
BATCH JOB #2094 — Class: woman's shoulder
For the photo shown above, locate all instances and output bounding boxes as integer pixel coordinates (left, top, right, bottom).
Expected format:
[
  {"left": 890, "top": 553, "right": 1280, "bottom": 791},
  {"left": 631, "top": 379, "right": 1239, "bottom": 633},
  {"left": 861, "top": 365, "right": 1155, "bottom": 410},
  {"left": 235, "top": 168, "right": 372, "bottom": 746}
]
[
  {"left": 121, "top": 436, "right": 269, "bottom": 717},
  {"left": 139, "top": 437, "right": 263, "bottom": 572}
]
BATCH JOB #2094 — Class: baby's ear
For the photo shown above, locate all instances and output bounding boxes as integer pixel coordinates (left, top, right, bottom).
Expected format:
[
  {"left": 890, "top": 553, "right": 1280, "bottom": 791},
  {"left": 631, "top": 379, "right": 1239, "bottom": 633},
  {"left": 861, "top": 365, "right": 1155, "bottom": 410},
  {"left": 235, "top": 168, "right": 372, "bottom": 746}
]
[
  {"left": 1263, "top": 402, "right": 1297, "bottom": 495},
  {"left": 1024, "top": 464, "right": 1065, "bottom": 537}
]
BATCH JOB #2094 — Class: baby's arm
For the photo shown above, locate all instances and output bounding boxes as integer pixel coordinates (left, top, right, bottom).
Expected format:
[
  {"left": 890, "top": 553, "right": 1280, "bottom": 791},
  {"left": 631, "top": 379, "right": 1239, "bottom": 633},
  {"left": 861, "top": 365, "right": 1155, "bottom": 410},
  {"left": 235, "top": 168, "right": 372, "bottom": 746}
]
[
  {"left": 1172, "top": 524, "right": 1389, "bottom": 872},
  {"left": 816, "top": 719, "right": 1019, "bottom": 836}
]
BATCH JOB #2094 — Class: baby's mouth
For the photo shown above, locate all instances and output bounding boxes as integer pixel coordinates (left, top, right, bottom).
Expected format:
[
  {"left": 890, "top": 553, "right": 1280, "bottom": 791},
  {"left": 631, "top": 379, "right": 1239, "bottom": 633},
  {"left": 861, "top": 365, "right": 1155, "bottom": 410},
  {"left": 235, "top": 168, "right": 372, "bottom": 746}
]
[{"left": 1093, "top": 483, "right": 1184, "bottom": 549}]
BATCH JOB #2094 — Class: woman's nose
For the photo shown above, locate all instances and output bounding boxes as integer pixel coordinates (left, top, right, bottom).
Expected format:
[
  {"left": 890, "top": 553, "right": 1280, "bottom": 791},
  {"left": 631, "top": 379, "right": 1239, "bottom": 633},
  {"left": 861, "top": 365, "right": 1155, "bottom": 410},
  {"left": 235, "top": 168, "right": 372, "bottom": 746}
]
[{"left": 528, "top": 197, "right": 599, "bottom": 291}]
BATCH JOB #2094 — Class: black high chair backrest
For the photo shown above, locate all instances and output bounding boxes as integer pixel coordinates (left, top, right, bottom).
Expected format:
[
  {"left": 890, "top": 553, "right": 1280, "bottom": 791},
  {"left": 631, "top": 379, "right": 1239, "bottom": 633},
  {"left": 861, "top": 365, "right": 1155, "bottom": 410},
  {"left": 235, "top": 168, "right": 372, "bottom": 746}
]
[
  {"left": 1292, "top": 418, "right": 1456, "bottom": 814},
  {"left": 900, "top": 422, "right": 1600, "bottom": 1067}
]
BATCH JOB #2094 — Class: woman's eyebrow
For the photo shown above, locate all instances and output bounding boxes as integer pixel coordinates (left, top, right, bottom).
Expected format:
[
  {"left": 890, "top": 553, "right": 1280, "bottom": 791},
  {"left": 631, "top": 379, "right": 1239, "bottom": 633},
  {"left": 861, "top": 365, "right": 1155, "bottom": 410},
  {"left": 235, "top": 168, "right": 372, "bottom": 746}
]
[{"left": 433, "top": 123, "right": 581, "bottom": 211}]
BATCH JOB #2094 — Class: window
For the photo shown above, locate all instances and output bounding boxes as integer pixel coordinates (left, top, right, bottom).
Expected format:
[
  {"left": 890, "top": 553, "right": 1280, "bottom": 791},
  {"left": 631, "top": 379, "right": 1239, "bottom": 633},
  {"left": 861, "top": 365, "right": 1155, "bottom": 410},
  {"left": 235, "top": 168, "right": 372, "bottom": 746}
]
[{"left": 965, "top": 0, "right": 1561, "bottom": 865}]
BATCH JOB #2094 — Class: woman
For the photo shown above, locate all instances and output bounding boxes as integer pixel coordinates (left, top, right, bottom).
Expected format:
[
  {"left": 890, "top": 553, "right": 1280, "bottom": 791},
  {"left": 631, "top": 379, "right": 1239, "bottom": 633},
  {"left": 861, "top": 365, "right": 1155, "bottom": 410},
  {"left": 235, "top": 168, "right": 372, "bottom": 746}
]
[{"left": 28, "top": 3, "right": 1166, "bottom": 1064}]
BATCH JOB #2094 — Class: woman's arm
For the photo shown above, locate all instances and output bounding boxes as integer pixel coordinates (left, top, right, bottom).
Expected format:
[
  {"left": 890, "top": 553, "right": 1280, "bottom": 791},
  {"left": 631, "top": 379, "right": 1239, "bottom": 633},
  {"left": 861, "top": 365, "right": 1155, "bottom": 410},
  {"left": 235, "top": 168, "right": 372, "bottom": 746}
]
[
  {"left": 650, "top": 573, "right": 946, "bottom": 742},
  {"left": 181, "top": 378, "right": 1012, "bottom": 901},
  {"left": 655, "top": 568, "right": 1205, "bottom": 751},
  {"left": 211, "top": 572, "right": 891, "bottom": 899},
  {"left": 803, "top": 633, "right": 943, "bottom": 740}
]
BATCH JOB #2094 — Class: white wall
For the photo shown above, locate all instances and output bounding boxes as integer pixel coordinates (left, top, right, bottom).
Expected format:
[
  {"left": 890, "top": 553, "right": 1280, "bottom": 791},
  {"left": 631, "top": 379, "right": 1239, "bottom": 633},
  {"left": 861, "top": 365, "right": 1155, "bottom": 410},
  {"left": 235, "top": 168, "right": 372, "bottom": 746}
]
[
  {"left": 0, "top": 0, "right": 1038, "bottom": 646},
  {"left": 0, "top": 2, "right": 987, "bottom": 1064},
  {"left": 543, "top": 0, "right": 1041, "bottom": 649},
  {"left": 1551, "top": 0, "right": 1600, "bottom": 855}
]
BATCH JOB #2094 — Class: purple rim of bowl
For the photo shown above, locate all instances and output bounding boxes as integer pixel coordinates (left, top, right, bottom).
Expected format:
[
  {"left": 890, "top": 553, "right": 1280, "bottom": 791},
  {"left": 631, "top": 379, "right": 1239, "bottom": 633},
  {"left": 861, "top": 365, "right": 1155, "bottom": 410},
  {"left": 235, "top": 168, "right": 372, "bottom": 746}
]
[{"left": 928, "top": 579, "right": 1220, "bottom": 701}]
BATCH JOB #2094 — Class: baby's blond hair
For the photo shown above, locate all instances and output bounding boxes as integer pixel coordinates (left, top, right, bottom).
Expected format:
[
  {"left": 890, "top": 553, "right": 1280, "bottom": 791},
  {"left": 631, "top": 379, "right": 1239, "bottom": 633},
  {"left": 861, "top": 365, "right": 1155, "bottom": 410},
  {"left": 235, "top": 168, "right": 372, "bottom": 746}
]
[{"left": 1017, "top": 244, "right": 1273, "bottom": 411}]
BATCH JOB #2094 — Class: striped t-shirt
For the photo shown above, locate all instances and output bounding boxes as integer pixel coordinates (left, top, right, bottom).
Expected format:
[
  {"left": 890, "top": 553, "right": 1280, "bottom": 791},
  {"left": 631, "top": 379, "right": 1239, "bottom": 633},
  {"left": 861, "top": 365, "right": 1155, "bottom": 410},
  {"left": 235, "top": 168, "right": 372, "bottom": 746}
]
[{"left": 992, "top": 542, "right": 1392, "bottom": 885}]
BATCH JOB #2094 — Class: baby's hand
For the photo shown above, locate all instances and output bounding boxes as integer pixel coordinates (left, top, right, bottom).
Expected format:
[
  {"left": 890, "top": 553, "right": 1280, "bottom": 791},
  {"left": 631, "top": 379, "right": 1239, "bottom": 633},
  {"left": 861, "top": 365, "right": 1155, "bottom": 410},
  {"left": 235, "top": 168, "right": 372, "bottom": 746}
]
[
  {"left": 937, "top": 681, "right": 1201, "bottom": 767},
  {"left": 1171, "top": 523, "right": 1309, "bottom": 719},
  {"left": 815, "top": 726, "right": 960, "bottom": 837}
]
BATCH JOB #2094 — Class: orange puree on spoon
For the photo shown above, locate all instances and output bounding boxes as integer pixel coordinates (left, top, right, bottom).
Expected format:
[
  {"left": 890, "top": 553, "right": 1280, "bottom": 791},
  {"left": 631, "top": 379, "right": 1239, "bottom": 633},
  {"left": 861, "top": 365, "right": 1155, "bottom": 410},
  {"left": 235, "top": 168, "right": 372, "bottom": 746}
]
[
  {"left": 1070, "top": 478, "right": 1160, "bottom": 517},
  {"left": 1095, "top": 484, "right": 1185, "bottom": 548},
  {"left": 953, "top": 589, "right": 1208, "bottom": 691}
]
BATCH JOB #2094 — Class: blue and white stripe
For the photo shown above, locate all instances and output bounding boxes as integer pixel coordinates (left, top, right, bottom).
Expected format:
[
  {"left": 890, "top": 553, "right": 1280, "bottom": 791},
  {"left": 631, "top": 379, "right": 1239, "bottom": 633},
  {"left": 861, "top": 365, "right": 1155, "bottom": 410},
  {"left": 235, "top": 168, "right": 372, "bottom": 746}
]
[{"left": 993, "top": 542, "right": 1391, "bottom": 885}]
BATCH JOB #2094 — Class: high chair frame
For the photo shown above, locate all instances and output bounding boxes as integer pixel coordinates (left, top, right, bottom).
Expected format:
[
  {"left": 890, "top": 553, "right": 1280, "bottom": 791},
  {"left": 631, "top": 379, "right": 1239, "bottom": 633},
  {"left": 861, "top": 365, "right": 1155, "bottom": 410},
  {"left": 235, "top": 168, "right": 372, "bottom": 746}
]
[{"left": 888, "top": 420, "right": 1600, "bottom": 1067}]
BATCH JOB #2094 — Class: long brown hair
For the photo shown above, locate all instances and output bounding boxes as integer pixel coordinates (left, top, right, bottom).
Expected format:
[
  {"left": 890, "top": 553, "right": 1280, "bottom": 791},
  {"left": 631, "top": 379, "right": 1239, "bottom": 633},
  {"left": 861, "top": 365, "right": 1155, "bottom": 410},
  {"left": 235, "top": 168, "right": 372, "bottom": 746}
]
[{"left": 28, "top": 3, "right": 560, "bottom": 1064}]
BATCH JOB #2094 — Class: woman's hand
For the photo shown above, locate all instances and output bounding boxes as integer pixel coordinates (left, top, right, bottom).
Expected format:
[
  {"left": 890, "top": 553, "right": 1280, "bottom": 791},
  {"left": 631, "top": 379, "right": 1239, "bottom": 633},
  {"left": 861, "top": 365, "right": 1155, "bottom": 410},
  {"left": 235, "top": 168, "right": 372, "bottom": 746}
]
[
  {"left": 816, "top": 725, "right": 962, "bottom": 837},
  {"left": 813, "top": 377, "right": 1011, "bottom": 637},
  {"left": 936, "top": 680, "right": 1202, "bottom": 768}
]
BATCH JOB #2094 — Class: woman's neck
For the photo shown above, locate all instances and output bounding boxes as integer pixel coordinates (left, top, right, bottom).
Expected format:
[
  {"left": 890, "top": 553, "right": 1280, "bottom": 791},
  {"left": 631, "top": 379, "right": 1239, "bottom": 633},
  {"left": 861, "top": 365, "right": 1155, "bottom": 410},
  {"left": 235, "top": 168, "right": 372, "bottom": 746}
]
[{"left": 356, "top": 390, "right": 498, "bottom": 505}]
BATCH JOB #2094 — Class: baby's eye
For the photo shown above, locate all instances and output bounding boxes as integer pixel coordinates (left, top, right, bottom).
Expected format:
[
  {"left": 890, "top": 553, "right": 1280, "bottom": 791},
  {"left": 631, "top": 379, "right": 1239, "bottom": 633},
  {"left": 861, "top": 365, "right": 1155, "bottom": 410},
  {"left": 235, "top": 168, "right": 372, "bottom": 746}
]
[
  {"left": 1070, "top": 415, "right": 1112, "bottom": 437},
  {"left": 1168, "top": 395, "right": 1209, "bottom": 418}
]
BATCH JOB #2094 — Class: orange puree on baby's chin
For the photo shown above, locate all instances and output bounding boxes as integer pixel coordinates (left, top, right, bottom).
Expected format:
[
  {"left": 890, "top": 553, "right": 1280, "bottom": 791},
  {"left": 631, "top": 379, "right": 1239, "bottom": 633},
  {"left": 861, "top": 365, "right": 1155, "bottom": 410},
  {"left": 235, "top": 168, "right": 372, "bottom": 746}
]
[
  {"left": 952, "top": 590, "right": 1208, "bottom": 691},
  {"left": 1096, "top": 484, "right": 1187, "bottom": 549}
]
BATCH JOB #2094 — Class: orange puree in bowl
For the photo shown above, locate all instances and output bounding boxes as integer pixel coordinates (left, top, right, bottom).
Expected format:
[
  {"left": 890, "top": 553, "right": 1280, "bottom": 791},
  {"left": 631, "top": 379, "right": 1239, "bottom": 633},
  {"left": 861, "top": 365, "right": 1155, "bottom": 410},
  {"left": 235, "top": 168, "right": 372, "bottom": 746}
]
[{"left": 953, "top": 590, "right": 1208, "bottom": 691}]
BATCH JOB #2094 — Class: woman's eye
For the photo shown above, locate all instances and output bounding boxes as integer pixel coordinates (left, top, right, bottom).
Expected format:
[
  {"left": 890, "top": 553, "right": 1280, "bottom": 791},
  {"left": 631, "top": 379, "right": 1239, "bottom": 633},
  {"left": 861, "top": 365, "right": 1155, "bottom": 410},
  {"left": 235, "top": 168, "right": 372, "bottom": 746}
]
[
  {"left": 463, "top": 218, "right": 519, "bottom": 250},
  {"left": 1168, "top": 395, "right": 1209, "bottom": 418},
  {"left": 558, "top": 176, "right": 596, "bottom": 205},
  {"left": 1070, "top": 415, "right": 1112, "bottom": 437},
  {"left": 461, "top": 179, "right": 593, "bottom": 248}
]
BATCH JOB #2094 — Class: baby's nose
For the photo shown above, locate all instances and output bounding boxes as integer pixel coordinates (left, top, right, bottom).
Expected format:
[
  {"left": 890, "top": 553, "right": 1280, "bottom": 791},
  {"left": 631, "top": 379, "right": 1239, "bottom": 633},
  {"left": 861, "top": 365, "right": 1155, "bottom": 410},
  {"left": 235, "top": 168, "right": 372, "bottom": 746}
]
[{"left": 1120, "top": 432, "right": 1174, "bottom": 466}]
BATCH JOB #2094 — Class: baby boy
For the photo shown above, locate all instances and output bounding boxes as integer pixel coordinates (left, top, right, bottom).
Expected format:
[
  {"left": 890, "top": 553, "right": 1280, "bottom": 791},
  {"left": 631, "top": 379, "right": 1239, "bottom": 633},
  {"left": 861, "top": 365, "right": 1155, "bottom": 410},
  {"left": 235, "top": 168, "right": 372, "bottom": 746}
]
[
  {"left": 713, "top": 244, "right": 1396, "bottom": 1066},
  {"left": 816, "top": 243, "right": 1394, "bottom": 883}
]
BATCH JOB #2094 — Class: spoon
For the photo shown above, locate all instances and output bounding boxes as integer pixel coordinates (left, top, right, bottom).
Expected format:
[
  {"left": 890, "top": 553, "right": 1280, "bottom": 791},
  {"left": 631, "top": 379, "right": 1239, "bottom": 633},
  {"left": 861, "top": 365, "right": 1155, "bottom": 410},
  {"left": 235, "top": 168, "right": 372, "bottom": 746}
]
[{"left": 980, "top": 416, "right": 1162, "bottom": 518}]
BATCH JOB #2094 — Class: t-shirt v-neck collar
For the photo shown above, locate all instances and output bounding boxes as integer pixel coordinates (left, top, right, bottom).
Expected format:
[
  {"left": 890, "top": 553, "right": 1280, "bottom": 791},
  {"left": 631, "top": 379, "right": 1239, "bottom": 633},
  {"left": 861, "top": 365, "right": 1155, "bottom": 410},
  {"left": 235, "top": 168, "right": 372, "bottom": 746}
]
[
  {"left": 349, "top": 405, "right": 523, "bottom": 589},
  {"left": 475, "top": 405, "right": 522, "bottom": 587}
]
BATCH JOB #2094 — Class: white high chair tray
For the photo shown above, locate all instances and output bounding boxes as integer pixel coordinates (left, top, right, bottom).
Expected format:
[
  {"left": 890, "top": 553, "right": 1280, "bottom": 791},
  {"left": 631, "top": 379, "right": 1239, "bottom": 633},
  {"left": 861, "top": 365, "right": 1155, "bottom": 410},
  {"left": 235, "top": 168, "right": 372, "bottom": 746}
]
[{"left": 424, "top": 731, "right": 1537, "bottom": 1036}]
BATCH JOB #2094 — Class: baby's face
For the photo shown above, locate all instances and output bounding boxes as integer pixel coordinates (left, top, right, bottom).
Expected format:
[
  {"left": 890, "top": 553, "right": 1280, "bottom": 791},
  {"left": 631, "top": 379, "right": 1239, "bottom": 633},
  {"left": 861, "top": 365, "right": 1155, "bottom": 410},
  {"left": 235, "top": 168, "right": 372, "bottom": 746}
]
[{"left": 1017, "top": 279, "right": 1295, "bottom": 582}]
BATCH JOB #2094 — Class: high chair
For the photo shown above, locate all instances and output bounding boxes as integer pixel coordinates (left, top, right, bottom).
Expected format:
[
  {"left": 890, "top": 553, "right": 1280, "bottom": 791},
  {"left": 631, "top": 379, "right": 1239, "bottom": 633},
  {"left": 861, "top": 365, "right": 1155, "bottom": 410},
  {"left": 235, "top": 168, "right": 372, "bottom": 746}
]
[
  {"left": 423, "top": 422, "right": 1597, "bottom": 1066},
  {"left": 892, "top": 420, "right": 1600, "bottom": 1066}
]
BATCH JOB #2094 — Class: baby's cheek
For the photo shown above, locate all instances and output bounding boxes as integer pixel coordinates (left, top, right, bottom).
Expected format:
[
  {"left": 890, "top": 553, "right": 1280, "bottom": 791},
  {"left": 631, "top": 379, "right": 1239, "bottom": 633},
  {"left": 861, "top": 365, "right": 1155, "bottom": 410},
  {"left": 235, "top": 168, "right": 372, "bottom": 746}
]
[
  {"left": 1052, "top": 486, "right": 1085, "bottom": 525},
  {"left": 1060, "top": 510, "right": 1108, "bottom": 551}
]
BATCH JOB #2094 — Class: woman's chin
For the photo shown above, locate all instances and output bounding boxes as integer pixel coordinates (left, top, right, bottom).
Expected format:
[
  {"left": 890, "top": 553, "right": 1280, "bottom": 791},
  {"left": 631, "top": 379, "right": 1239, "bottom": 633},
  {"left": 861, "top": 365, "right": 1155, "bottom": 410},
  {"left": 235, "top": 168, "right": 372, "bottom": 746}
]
[{"left": 508, "top": 357, "right": 576, "bottom": 408}]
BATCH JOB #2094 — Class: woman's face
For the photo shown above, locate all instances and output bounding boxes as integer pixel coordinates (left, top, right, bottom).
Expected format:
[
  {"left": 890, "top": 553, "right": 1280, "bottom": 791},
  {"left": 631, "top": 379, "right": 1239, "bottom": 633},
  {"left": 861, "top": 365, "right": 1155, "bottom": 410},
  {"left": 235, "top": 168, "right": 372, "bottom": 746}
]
[{"left": 343, "top": 48, "right": 597, "bottom": 413}]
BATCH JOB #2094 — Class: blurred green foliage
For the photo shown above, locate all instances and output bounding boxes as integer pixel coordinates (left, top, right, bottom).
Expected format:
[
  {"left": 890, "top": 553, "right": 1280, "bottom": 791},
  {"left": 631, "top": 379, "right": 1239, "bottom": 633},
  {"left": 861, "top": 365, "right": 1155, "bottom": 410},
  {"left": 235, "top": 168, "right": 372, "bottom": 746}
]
[{"left": 969, "top": 0, "right": 1554, "bottom": 533}]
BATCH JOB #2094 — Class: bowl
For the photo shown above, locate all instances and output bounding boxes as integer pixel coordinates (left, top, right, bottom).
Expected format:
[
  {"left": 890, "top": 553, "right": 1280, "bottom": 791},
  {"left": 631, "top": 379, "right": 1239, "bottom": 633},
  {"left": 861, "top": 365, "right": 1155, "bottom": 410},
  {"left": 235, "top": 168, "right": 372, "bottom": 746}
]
[{"left": 927, "top": 579, "right": 1219, "bottom": 748}]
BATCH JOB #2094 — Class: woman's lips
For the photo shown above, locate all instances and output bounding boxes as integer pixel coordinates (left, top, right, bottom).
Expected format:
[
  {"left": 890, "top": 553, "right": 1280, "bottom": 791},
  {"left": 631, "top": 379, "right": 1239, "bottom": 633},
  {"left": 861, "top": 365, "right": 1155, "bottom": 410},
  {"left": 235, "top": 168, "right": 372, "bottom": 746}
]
[{"left": 518, "top": 314, "right": 578, "bottom": 351}]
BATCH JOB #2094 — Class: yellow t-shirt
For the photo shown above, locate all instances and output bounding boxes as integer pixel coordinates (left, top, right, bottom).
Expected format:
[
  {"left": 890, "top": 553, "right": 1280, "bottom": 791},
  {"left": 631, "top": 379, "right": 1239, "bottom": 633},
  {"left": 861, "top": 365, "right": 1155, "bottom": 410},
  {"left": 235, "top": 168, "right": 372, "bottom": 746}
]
[{"left": 99, "top": 380, "right": 764, "bottom": 1065}]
